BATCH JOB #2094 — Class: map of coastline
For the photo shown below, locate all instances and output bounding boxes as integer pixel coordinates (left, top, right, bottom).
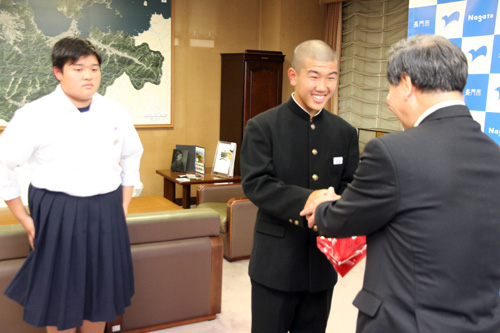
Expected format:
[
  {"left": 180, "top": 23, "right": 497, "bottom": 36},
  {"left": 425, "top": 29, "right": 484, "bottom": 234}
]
[{"left": 0, "top": 0, "right": 171, "bottom": 126}]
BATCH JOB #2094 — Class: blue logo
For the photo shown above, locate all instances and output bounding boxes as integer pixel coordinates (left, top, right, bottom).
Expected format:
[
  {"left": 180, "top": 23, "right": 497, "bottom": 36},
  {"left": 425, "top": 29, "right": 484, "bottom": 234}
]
[
  {"left": 408, "top": 6, "right": 436, "bottom": 36},
  {"left": 463, "top": 0, "right": 497, "bottom": 37},
  {"left": 468, "top": 45, "right": 488, "bottom": 61},
  {"left": 442, "top": 11, "right": 460, "bottom": 27},
  {"left": 464, "top": 74, "right": 489, "bottom": 111}
]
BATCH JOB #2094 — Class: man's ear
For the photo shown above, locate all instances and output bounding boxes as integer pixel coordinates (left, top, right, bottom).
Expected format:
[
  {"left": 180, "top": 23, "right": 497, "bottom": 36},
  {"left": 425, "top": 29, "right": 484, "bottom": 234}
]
[
  {"left": 400, "top": 75, "right": 414, "bottom": 100},
  {"left": 288, "top": 67, "right": 297, "bottom": 87},
  {"left": 53, "top": 66, "right": 62, "bottom": 81}
]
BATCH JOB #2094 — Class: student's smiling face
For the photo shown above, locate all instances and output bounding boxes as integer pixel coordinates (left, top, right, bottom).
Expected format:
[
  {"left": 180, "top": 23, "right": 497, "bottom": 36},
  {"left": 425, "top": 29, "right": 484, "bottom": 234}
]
[
  {"left": 288, "top": 57, "right": 338, "bottom": 116},
  {"left": 53, "top": 54, "right": 101, "bottom": 108}
]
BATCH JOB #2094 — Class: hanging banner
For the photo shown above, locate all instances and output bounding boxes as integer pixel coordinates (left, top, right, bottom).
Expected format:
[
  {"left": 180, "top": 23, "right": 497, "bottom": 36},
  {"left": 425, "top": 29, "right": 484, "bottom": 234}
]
[{"left": 408, "top": 0, "right": 500, "bottom": 146}]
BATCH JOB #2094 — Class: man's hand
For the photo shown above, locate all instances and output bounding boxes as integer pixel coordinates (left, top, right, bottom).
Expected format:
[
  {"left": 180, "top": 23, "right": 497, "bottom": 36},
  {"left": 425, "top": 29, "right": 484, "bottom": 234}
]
[
  {"left": 300, "top": 187, "right": 340, "bottom": 228},
  {"left": 304, "top": 189, "right": 330, "bottom": 209}
]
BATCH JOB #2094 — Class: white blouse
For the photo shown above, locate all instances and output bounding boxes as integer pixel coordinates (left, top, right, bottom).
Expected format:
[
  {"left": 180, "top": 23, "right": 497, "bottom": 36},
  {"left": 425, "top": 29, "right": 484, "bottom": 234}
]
[{"left": 0, "top": 85, "right": 144, "bottom": 200}]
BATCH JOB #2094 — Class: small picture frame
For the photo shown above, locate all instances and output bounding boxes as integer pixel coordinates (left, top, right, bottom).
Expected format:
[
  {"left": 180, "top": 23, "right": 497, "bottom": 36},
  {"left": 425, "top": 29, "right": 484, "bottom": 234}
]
[
  {"left": 212, "top": 141, "right": 237, "bottom": 177},
  {"left": 171, "top": 149, "right": 188, "bottom": 172}
]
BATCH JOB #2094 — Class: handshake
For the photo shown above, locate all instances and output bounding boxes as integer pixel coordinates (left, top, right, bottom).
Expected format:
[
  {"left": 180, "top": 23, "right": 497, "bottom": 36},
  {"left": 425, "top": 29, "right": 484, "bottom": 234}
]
[{"left": 300, "top": 187, "right": 341, "bottom": 228}]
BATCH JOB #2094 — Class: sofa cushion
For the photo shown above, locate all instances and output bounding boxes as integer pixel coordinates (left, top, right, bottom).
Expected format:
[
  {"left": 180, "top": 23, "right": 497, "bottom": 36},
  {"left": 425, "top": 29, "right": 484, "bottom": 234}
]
[
  {"left": 195, "top": 203, "right": 227, "bottom": 234},
  {"left": 0, "top": 224, "right": 30, "bottom": 261},
  {"left": 127, "top": 208, "right": 221, "bottom": 245}
]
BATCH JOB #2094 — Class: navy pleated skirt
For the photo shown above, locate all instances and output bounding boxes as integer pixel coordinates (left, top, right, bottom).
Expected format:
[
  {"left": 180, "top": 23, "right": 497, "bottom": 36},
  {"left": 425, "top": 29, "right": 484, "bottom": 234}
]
[{"left": 4, "top": 185, "right": 134, "bottom": 330}]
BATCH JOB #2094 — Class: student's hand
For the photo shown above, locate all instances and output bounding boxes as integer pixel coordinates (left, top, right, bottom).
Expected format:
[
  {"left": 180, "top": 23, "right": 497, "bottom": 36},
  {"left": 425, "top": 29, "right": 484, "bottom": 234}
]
[{"left": 300, "top": 187, "right": 340, "bottom": 228}]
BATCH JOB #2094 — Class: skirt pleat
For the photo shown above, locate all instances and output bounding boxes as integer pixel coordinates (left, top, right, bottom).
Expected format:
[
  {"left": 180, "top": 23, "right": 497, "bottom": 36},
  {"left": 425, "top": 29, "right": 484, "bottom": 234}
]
[{"left": 4, "top": 185, "right": 134, "bottom": 330}]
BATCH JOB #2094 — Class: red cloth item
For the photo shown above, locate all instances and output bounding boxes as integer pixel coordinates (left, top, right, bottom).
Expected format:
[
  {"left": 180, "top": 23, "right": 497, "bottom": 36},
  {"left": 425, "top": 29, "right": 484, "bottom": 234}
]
[{"left": 317, "top": 236, "right": 367, "bottom": 277}]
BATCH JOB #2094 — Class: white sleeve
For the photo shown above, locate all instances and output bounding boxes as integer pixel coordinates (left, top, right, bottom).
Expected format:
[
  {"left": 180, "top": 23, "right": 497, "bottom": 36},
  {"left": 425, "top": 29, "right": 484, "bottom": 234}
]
[
  {"left": 0, "top": 108, "right": 37, "bottom": 201},
  {"left": 119, "top": 111, "right": 143, "bottom": 187}
]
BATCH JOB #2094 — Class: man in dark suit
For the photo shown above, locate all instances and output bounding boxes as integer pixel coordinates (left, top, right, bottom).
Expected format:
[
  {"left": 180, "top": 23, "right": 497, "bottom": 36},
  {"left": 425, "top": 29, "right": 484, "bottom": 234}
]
[
  {"left": 240, "top": 40, "right": 359, "bottom": 332},
  {"left": 301, "top": 34, "right": 500, "bottom": 333}
]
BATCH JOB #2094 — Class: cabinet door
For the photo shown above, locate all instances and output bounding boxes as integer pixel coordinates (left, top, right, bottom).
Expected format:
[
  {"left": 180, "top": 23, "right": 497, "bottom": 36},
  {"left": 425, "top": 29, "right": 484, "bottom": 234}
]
[{"left": 243, "top": 60, "right": 283, "bottom": 132}]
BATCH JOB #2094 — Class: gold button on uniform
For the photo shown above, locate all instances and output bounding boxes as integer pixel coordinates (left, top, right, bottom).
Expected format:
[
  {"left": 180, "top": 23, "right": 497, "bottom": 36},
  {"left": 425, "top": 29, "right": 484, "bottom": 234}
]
[
  {"left": 311, "top": 124, "right": 316, "bottom": 130},
  {"left": 294, "top": 220, "right": 300, "bottom": 226},
  {"left": 312, "top": 149, "right": 318, "bottom": 155},
  {"left": 312, "top": 174, "right": 318, "bottom": 181},
  {"left": 289, "top": 219, "right": 293, "bottom": 224},
  {"left": 313, "top": 225, "right": 318, "bottom": 232}
]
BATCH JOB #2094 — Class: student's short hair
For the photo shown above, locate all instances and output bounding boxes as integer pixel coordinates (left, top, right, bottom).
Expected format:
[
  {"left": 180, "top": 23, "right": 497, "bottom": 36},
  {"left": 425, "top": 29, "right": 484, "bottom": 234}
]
[
  {"left": 291, "top": 40, "right": 338, "bottom": 71},
  {"left": 52, "top": 37, "right": 102, "bottom": 72},
  {"left": 386, "top": 34, "right": 468, "bottom": 93}
]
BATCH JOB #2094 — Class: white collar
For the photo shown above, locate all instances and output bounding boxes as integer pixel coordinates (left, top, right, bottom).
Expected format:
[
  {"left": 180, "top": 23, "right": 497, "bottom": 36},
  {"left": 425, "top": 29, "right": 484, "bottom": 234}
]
[
  {"left": 414, "top": 100, "right": 465, "bottom": 127},
  {"left": 291, "top": 93, "right": 323, "bottom": 117}
]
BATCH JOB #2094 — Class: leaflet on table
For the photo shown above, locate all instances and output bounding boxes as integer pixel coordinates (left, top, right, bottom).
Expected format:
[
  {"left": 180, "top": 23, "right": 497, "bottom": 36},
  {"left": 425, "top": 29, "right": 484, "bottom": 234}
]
[
  {"left": 212, "top": 141, "right": 237, "bottom": 177},
  {"left": 175, "top": 174, "right": 202, "bottom": 182},
  {"left": 195, "top": 146, "right": 205, "bottom": 174}
]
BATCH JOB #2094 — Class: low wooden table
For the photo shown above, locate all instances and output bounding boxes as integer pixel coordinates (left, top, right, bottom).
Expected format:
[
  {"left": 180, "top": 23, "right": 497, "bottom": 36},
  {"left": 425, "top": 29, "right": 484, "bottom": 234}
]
[
  {"left": 156, "top": 167, "right": 241, "bottom": 209},
  {"left": 128, "top": 195, "right": 182, "bottom": 214},
  {"left": 0, "top": 195, "right": 181, "bottom": 226},
  {"left": 0, "top": 206, "right": 21, "bottom": 226}
]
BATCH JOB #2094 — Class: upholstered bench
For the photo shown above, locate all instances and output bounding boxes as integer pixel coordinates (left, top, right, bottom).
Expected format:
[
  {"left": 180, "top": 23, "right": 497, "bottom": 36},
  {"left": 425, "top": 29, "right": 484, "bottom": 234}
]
[{"left": 0, "top": 207, "right": 223, "bottom": 333}]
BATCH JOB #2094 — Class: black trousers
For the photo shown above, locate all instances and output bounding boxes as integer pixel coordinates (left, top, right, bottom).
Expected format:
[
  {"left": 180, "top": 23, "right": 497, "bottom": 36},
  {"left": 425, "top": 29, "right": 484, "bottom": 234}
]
[{"left": 251, "top": 279, "right": 334, "bottom": 333}]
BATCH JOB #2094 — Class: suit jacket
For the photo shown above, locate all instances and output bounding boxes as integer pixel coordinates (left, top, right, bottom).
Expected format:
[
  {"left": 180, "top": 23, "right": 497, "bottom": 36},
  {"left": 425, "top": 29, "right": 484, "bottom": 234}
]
[
  {"left": 315, "top": 105, "right": 500, "bottom": 332},
  {"left": 241, "top": 97, "right": 359, "bottom": 292}
]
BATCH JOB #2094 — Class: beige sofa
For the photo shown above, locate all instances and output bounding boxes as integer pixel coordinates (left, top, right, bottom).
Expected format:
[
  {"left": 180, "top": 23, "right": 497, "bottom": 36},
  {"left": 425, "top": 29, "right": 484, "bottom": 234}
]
[
  {"left": 0, "top": 208, "right": 223, "bottom": 333},
  {"left": 196, "top": 183, "right": 258, "bottom": 261}
]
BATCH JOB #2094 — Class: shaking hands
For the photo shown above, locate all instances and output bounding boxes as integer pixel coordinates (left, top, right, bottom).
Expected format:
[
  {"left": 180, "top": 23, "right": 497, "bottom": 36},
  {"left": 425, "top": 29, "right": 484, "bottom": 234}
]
[{"left": 300, "top": 187, "right": 340, "bottom": 228}]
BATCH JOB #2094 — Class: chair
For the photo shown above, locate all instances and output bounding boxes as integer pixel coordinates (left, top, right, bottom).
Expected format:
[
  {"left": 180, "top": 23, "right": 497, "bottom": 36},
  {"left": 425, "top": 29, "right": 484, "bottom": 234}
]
[{"left": 196, "top": 183, "right": 257, "bottom": 261}]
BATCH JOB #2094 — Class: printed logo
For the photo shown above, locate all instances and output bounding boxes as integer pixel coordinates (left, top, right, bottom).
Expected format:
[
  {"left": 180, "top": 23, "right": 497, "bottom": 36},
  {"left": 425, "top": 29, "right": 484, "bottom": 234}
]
[
  {"left": 408, "top": 6, "right": 436, "bottom": 35},
  {"left": 442, "top": 11, "right": 460, "bottom": 26},
  {"left": 464, "top": 74, "right": 489, "bottom": 111},
  {"left": 468, "top": 45, "right": 488, "bottom": 61},
  {"left": 463, "top": 0, "right": 497, "bottom": 37},
  {"left": 463, "top": 35, "right": 494, "bottom": 74}
]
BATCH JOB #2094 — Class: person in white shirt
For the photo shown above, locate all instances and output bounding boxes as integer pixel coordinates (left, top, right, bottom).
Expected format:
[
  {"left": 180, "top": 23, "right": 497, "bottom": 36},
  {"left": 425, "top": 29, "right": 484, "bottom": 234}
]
[{"left": 0, "top": 37, "right": 143, "bottom": 333}]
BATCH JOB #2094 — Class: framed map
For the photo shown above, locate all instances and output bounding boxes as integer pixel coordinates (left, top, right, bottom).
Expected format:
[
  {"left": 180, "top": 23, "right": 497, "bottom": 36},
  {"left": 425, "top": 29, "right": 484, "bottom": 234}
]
[{"left": 0, "top": 0, "right": 173, "bottom": 128}]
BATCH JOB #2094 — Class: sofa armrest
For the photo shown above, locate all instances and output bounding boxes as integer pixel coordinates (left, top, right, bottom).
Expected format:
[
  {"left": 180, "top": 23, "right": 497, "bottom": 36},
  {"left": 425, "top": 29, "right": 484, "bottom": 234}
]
[
  {"left": 224, "top": 197, "right": 257, "bottom": 260},
  {"left": 196, "top": 183, "right": 244, "bottom": 205},
  {"left": 127, "top": 208, "right": 221, "bottom": 245},
  {"left": 226, "top": 197, "right": 257, "bottom": 235}
]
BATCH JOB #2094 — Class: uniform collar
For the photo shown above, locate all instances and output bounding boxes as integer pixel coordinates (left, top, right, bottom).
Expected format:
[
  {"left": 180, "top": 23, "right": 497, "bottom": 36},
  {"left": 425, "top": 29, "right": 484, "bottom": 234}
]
[{"left": 289, "top": 93, "right": 324, "bottom": 121}]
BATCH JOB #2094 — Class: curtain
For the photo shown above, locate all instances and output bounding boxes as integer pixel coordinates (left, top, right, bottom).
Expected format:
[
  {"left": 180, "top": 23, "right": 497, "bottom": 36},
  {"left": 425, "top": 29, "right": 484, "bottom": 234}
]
[
  {"left": 325, "top": 2, "right": 343, "bottom": 115},
  {"left": 337, "top": 0, "right": 408, "bottom": 130}
]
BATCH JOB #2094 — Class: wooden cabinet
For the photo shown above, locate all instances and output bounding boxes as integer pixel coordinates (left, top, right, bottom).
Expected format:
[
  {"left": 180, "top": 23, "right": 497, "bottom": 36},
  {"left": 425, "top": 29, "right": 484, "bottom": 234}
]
[{"left": 219, "top": 50, "right": 285, "bottom": 175}]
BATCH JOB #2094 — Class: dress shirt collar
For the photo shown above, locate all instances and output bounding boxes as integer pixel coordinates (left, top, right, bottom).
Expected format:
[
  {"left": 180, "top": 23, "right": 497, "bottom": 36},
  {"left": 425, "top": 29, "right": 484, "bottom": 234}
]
[{"left": 414, "top": 100, "right": 465, "bottom": 127}]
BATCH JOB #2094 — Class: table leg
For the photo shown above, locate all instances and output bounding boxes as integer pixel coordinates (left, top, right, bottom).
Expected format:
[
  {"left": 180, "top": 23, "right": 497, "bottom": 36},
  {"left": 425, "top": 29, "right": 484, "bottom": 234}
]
[
  {"left": 163, "top": 178, "right": 175, "bottom": 202},
  {"left": 182, "top": 185, "right": 190, "bottom": 209}
]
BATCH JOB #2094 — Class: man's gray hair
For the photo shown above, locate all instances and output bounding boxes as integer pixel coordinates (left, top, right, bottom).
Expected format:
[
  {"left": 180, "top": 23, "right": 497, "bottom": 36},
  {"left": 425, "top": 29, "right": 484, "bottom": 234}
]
[
  {"left": 386, "top": 34, "right": 468, "bottom": 93},
  {"left": 291, "top": 40, "right": 338, "bottom": 71}
]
